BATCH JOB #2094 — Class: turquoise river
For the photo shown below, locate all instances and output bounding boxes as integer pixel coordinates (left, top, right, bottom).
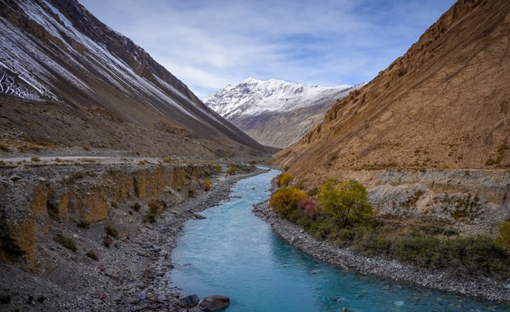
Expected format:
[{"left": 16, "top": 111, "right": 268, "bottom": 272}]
[{"left": 171, "top": 168, "right": 510, "bottom": 312}]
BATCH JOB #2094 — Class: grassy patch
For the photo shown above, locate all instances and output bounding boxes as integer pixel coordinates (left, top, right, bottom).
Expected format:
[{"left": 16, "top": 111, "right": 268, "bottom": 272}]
[
  {"left": 86, "top": 250, "right": 98, "bottom": 261},
  {"left": 227, "top": 166, "right": 237, "bottom": 175},
  {"left": 105, "top": 225, "right": 119, "bottom": 239},
  {"left": 54, "top": 234, "right": 77, "bottom": 252},
  {"left": 145, "top": 200, "right": 166, "bottom": 223},
  {"left": 0, "top": 143, "right": 9, "bottom": 152}
]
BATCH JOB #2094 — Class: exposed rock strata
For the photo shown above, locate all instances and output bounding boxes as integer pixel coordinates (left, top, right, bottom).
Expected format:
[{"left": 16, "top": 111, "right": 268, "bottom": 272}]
[{"left": 0, "top": 162, "right": 262, "bottom": 311}]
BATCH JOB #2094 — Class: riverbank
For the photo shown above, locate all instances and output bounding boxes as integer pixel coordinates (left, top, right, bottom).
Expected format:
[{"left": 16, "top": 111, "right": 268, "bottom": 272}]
[
  {"left": 253, "top": 201, "right": 510, "bottom": 302},
  {"left": 0, "top": 165, "right": 266, "bottom": 312}
]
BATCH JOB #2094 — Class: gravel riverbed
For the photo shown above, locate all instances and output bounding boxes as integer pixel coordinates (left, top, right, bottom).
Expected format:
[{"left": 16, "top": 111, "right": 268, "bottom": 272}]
[
  {"left": 0, "top": 169, "right": 266, "bottom": 312},
  {"left": 253, "top": 201, "right": 510, "bottom": 302}
]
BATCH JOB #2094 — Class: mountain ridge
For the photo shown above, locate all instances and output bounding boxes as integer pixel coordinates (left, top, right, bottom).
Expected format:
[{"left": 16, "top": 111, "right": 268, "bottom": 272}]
[
  {"left": 273, "top": 0, "right": 510, "bottom": 186},
  {"left": 0, "top": 0, "right": 272, "bottom": 158},
  {"left": 205, "top": 78, "right": 362, "bottom": 148}
]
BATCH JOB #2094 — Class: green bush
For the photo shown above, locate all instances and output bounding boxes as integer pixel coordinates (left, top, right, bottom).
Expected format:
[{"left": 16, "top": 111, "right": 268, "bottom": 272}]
[
  {"left": 276, "top": 173, "right": 293, "bottom": 187},
  {"left": 496, "top": 220, "right": 510, "bottom": 249},
  {"left": 54, "top": 234, "right": 77, "bottom": 252},
  {"left": 204, "top": 179, "right": 213, "bottom": 191},
  {"left": 86, "top": 250, "right": 98, "bottom": 261},
  {"left": 227, "top": 166, "right": 237, "bottom": 175},
  {"left": 269, "top": 187, "right": 308, "bottom": 218},
  {"left": 318, "top": 179, "right": 373, "bottom": 228},
  {"left": 105, "top": 225, "right": 119, "bottom": 239},
  {"left": 146, "top": 200, "right": 165, "bottom": 223}
]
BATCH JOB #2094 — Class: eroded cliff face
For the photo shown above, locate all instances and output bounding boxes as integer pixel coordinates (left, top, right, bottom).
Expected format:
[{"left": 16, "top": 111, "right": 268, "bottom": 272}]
[
  {"left": 274, "top": 0, "right": 510, "bottom": 174},
  {"left": 304, "top": 169, "right": 510, "bottom": 237},
  {"left": 0, "top": 162, "right": 217, "bottom": 268}
]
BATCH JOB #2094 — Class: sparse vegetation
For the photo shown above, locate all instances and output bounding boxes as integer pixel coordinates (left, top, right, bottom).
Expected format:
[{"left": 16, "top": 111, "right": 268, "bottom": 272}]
[
  {"left": 401, "top": 190, "right": 425, "bottom": 209},
  {"left": 269, "top": 187, "right": 308, "bottom": 218},
  {"left": 103, "top": 236, "right": 113, "bottom": 248},
  {"left": 79, "top": 158, "right": 97, "bottom": 163},
  {"left": 54, "top": 234, "right": 77, "bottom": 252},
  {"left": 188, "top": 189, "right": 195, "bottom": 197},
  {"left": 204, "top": 179, "right": 213, "bottom": 192},
  {"left": 163, "top": 157, "right": 176, "bottom": 163},
  {"left": 276, "top": 173, "right": 293, "bottom": 187},
  {"left": 31, "top": 156, "right": 40, "bottom": 162},
  {"left": 496, "top": 220, "right": 510, "bottom": 250},
  {"left": 110, "top": 201, "right": 119, "bottom": 209},
  {"left": 86, "top": 250, "right": 98, "bottom": 261},
  {"left": 485, "top": 144, "right": 509, "bottom": 166},
  {"left": 214, "top": 165, "right": 222, "bottom": 172},
  {"left": 145, "top": 200, "right": 166, "bottom": 223},
  {"left": 105, "top": 225, "right": 119, "bottom": 239},
  {"left": 28, "top": 143, "right": 41, "bottom": 152},
  {"left": 227, "top": 166, "right": 237, "bottom": 175},
  {"left": 83, "top": 145, "right": 91, "bottom": 151},
  {"left": 270, "top": 176, "right": 510, "bottom": 279},
  {"left": 0, "top": 143, "right": 9, "bottom": 152}
]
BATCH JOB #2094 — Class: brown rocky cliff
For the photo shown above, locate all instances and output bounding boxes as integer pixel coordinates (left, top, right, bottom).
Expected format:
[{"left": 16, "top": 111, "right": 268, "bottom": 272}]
[
  {"left": 0, "top": 163, "right": 216, "bottom": 268},
  {"left": 274, "top": 0, "right": 510, "bottom": 180}
]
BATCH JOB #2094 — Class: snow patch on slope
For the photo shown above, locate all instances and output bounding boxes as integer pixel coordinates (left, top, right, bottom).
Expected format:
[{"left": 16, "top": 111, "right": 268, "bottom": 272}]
[
  {"left": 205, "top": 78, "right": 361, "bottom": 119},
  {"left": 0, "top": 0, "right": 203, "bottom": 119}
]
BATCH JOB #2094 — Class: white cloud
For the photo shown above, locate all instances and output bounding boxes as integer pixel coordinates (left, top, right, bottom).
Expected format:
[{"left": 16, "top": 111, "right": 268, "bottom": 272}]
[{"left": 79, "top": 0, "right": 456, "bottom": 98}]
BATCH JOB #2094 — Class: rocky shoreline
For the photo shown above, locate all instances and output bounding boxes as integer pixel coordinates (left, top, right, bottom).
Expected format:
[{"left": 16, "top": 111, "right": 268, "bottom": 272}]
[
  {"left": 0, "top": 167, "right": 266, "bottom": 312},
  {"left": 253, "top": 201, "right": 510, "bottom": 302}
]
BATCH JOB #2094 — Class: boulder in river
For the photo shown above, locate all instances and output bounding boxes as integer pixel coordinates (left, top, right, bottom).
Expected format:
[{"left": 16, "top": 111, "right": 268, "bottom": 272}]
[
  {"left": 179, "top": 294, "right": 200, "bottom": 308},
  {"left": 199, "top": 295, "right": 230, "bottom": 311}
]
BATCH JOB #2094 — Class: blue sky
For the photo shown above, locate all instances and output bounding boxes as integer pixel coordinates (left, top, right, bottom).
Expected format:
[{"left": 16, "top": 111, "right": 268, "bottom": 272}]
[{"left": 79, "top": 0, "right": 456, "bottom": 98}]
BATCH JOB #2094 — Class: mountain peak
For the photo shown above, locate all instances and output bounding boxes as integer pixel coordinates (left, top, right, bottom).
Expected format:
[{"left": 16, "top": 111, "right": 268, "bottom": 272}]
[
  {"left": 205, "top": 78, "right": 355, "bottom": 119},
  {"left": 204, "top": 78, "right": 361, "bottom": 148},
  {"left": 244, "top": 77, "right": 262, "bottom": 83}
]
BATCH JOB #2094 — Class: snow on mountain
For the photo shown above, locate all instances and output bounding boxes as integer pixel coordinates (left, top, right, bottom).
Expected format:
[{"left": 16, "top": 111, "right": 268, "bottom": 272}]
[
  {"left": 0, "top": 0, "right": 269, "bottom": 156},
  {"left": 204, "top": 78, "right": 364, "bottom": 148},
  {"left": 205, "top": 78, "right": 358, "bottom": 119}
]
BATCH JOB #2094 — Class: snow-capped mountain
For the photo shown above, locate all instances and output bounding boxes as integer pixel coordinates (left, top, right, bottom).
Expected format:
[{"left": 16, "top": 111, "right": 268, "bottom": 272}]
[
  {"left": 205, "top": 78, "right": 363, "bottom": 148},
  {"left": 0, "top": 0, "right": 270, "bottom": 157}
]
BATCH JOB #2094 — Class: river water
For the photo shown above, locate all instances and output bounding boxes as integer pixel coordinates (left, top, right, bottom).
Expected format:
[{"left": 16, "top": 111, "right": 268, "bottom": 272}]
[{"left": 171, "top": 169, "right": 509, "bottom": 312}]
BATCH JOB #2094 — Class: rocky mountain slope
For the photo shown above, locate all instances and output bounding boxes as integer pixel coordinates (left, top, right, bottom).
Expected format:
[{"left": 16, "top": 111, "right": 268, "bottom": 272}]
[
  {"left": 205, "top": 78, "right": 361, "bottom": 148},
  {"left": 274, "top": 0, "right": 510, "bottom": 182},
  {"left": 0, "top": 0, "right": 273, "bottom": 159}
]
